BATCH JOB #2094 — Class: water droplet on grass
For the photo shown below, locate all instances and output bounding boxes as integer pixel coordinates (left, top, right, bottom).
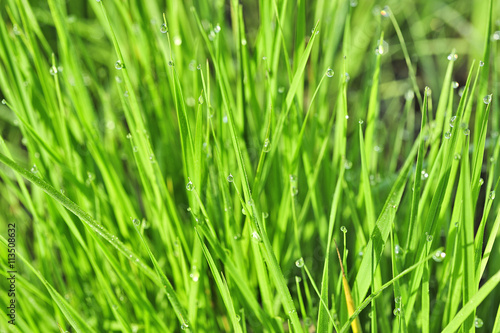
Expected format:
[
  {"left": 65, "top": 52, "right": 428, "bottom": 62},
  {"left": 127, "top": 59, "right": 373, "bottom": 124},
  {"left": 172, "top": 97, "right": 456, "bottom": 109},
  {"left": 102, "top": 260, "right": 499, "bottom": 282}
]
[
  {"left": 359, "top": 119, "right": 364, "bottom": 125},
  {"left": 242, "top": 208, "right": 247, "bottom": 215},
  {"left": 263, "top": 138, "right": 271, "bottom": 152},
  {"left": 454, "top": 153, "right": 461, "bottom": 160},
  {"left": 433, "top": 250, "right": 446, "bottom": 262},
  {"left": 251, "top": 231, "right": 262, "bottom": 243},
  {"left": 380, "top": 6, "right": 390, "bottom": 17},
  {"left": 449, "top": 116, "right": 456, "bottom": 127},
  {"left": 132, "top": 218, "right": 140, "bottom": 226},
  {"left": 474, "top": 317, "right": 483, "bottom": 328},
  {"left": 479, "top": 178, "right": 484, "bottom": 186},
  {"left": 426, "top": 233, "right": 433, "bottom": 242},
  {"left": 326, "top": 68, "right": 334, "bottom": 77},
  {"left": 49, "top": 66, "right": 58, "bottom": 76},
  {"left": 463, "top": 128, "right": 470, "bottom": 136},
  {"left": 447, "top": 53, "right": 458, "bottom": 61},
  {"left": 395, "top": 244, "right": 402, "bottom": 254},
  {"left": 452, "top": 81, "right": 459, "bottom": 89},
  {"left": 395, "top": 296, "right": 402, "bottom": 303},
  {"left": 227, "top": 174, "right": 234, "bottom": 182},
  {"left": 483, "top": 94, "right": 492, "bottom": 104},
  {"left": 115, "top": 60, "right": 124, "bottom": 70},
  {"left": 489, "top": 191, "right": 496, "bottom": 200},
  {"left": 168, "top": 60, "right": 174, "bottom": 67},
  {"left": 31, "top": 164, "right": 38, "bottom": 173},
  {"left": 341, "top": 226, "right": 347, "bottom": 233},
  {"left": 186, "top": 179, "right": 194, "bottom": 191},
  {"left": 393, "top": 308, "right": 401, "bottom": 316},
  {"left": 295, "top": 257, "right": 304, "bottom": 268},
  {"left": 444, "top": 132, "right": 451, "bottom": 139},
  {"left": 235, "top": 314, "right": 241, "bottom": 322},
  {"left": 181, "top": 323, "right": 189, "bottom": 330},
  {"left": 345, "top": 72, "right": 350, "bottom": 82},
  {"left": 291, "top": 186, "right": 298, "bottom": 196},
  {"left": 479, "top": 60, "right": 484, "bottom": 67},
  {"left": 160, "top": 24, "right": 168, "bottom": 33},
  {"left": 1, "top": 99, "right": 6, "bottom": 105}
]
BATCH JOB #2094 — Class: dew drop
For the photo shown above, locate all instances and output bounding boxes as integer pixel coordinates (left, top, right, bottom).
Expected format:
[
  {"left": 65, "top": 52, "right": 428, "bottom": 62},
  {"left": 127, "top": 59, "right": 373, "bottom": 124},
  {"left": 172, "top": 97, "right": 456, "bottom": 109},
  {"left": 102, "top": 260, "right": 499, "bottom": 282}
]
[
  {"left": 432, "top": 250, "right": 446, "bottom": 262},
  {"left": 340, "top": 226, "right": 347, "bottom": 233},
  {"left": 190, "top": 270, "right": 200, "bottom": 282},
  {"left": 235, "top": 314, "right": 241, "bottom": 322},
  {"left": 263, "top": 138, "right": 271, "bottom": 152},
  {"left": 227, "top": 174, "right": 234, "bottom": 182},
  {"left": 447, "top": 53, "right": 458, "bottom": 61},
  {"left": 291, "top": 186, "right": 299, "bottom": 196},
  {"left": 454, "top": 153, "right": 461, "bottom": 160},
  {"left": 345, "top": 72, "right": 350, "bottom": 82},
  {"left": 251, "top": 231, "right": 262, "bottom": 243},
  {"left": 186, "top": 179, "right": 194, "bottom": 191},
  {"left": 1, "top": 99, "right": 6, "bottom": 105},
  {"left": 444, "top": 131, "right": 451, "bottom": 139},
  {"left": 263, "top": 212, "right": 269, "bottom": 218},
  {"left": 426, "top": 233, "right": 433, "bottom": 242},
  {"left": 181, "top": 323, "right": 189, "bottom": 330},
  {"left": 241, "top": 39, "right": 247, "bottom": 45},
  {"left": 295, "top": 257, "right": 304, "bottom": 268},
  {"left": 198, "top": 95, "right": 204, "bottom": 104},
  {"left": 479, "top": 61, "right": 484, "bottom": 67},
  {"left": 449, "top": 116, "right": 456, "bottom": 127},
  {"left": 49, "top": 66, "right": 58, "bottom": 76},
  {"left": 359, "top": 119, "right": 364, "bottom": 125},
  {"left": 474, "top": 317, "right": 483, "bottom": 328},
  {"left": 393, "top": 308, "right": 401, "bottom": 316},
  {"left": 196, "top": 64, "right": 201, "bottom": 70},
  {"left": 395, "top": 244, "right": 402, "bottom": 255},
  {"left": 168, "top": 60, "right": 174, "bottom": 67},
  {"left": 132, "top": 218, "right": 140, "bottom": 226},
  {"left": 115, "top": 60, "right": 124, "bottom": 70},
  {"left": 483, "top": 94, "right": 492, "bottom": 105},
  {"left": 405, "top": 90, "right": 414, "bottom": 100},
  {"left": 479, "top": 178, "right": 484, "bottom": 186},
  {"left": 395, "top": 296, "right": 402, "bottom": 303},
  {"left": 493, "top": 31, "right": 500, "bottom": 41},
  {"left": 242, "top": 208, "right": 247, "bottom": 215},
  {"left": 380, "top": 6, "right": 390, "bottom": 17},
  {"left": 452, "top": 81, "right": 459, "bottom": 89},
  {"left": 160, "top": 23, "right": 168, "bottom": 33},
  {"left": 489, "top": 191, "right": 496, "bottom": 200},
  {"left": 463, "top": 128, "right": 470, "bottom": 136},
  {"left": 304, "top": 317, "right": 312, "bottom": 326},
  {"left": 344, "top": 160, "right": 353, "bottom": 169},
  {"left": 126, "top": 133, "right": 132, "bottom": 139},
  {"left": 326, "top": 68, "right": 334, "bottom": 77}
]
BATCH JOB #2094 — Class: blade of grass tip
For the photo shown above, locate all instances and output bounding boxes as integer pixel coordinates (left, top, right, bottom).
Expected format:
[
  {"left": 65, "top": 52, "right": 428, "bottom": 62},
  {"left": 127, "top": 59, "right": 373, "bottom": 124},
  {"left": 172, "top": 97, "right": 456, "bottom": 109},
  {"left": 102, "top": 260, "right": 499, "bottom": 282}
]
[
  {"left": 317, "top": 166, "right": 345, "bottom": 332},
  {"left": 0, "top": 236, "right": 97, "bottom": 333},
  {"left": 0, "top": 152, "right": 157, "bottom": 280},
  {"left": 365, "top": 32, "right": 383, "bottom": 173},
  {"left": 195, "top": 230, "right": 243, "bottom": 333},
  {"left": 334, "top": 239, "right": 362, "bottom": 333},
  {"left": 442, "top": 269, "right": 500, "bottom": 333},
  {"left": 133, "top": 225, "right": 191, "bottom": 331},
  {"left": 474, "top": 0, "right": 493, "bottom": 146},
  {"left": 340, "top": 250, "right": 441, "bottom": 333},
  {"left": 405, "top": 87, "right": 428, "bottom": 253},
  {"left": 385, "top": 6, "right": 423, "bottom": 109}
]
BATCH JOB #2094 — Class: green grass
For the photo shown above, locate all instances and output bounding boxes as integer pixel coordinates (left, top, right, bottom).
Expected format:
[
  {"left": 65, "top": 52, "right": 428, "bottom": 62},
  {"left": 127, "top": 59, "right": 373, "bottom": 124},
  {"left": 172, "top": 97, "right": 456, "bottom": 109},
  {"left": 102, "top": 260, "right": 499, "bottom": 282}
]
[{"left": 0, "top": 0, "right": 499, "bottom": 332}]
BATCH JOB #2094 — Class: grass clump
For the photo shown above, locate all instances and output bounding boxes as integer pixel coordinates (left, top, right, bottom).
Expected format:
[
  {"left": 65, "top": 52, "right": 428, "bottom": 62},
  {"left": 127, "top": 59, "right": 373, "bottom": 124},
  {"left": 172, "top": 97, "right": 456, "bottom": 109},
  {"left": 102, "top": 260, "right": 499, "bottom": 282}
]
[{"left": 0, "top": 0, "right": 499, "bottom": 332}]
